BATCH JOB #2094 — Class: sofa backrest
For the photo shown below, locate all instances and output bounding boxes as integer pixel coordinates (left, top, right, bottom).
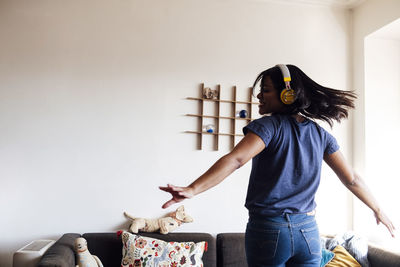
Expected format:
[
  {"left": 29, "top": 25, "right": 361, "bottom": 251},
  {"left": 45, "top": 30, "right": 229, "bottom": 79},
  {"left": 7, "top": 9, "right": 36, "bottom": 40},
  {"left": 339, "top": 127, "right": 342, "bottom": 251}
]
[
  {"left": 39, "top": 232, "right": 400, "bottom": 267},
  {"left": 82, "top": 233, "right": 122, "bottom": 267}
]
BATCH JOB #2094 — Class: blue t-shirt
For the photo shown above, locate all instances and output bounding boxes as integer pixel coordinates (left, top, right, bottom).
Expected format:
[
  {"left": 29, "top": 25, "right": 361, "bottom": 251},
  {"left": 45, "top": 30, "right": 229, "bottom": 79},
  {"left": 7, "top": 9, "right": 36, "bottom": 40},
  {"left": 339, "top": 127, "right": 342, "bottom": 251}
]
[{"left": 243, "top": 114, "right": 339, "bottom": 216}]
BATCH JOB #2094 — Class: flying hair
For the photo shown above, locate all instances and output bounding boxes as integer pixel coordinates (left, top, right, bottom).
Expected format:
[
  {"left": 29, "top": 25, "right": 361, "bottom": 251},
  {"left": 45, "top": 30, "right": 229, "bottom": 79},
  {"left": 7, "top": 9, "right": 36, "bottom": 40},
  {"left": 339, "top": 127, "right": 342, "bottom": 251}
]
[{"left": 253, "top": 65, "right": 357, "bottom": 127}]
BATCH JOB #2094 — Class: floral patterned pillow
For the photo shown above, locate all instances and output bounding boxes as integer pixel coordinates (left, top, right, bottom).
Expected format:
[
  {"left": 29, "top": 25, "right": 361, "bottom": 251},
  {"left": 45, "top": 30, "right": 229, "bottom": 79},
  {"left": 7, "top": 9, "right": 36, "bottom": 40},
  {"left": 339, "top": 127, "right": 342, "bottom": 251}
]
[{"left": 120, "top": 231, "right": 207, "bottom": 267}]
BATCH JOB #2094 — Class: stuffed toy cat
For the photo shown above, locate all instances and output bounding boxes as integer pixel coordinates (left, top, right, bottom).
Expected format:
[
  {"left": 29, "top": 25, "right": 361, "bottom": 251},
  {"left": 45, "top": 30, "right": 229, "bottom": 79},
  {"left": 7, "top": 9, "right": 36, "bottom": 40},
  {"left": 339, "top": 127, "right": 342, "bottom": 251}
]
[
  {"left": 75, "top": 237, "right": 103, "bottom": 267},
  {"left": 124, "top": 205, "right": 193, "bottom": 234}
]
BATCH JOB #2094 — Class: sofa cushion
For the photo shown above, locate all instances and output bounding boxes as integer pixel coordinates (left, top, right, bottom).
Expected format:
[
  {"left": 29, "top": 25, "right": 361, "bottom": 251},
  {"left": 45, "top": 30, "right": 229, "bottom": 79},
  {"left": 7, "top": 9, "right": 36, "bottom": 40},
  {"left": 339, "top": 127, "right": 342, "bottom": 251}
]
[
  {"left": 217, "top": 233, "right": 247, "bottom": 267},
  {"left": 326, "top": 245, "right": 361, "bottom": 267},
  {"left": 121, "top": 231, "right": 207, "bottom": 266},
  {"left": 321, "top": 248, "right": 335, "bottom": 267},
  {"left": 322, "top": 232, "right": 369, "bottom": 267},
  {"left": 139, "top": 232, "right": 217, "bottom": 267}
]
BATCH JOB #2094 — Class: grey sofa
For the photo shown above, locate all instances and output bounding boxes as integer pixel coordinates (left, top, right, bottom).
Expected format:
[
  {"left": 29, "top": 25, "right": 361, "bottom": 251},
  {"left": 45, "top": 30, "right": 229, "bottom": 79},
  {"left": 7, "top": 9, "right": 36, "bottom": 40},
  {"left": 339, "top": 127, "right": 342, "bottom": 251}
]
[{"left": 37, "top": 232, "right": 400, "bottom": 267}]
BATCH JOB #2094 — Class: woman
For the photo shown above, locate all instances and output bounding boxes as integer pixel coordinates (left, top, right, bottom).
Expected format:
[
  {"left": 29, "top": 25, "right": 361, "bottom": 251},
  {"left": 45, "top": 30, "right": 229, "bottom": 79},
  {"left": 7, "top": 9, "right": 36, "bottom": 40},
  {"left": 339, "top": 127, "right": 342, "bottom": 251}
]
[{"left": 160, "top": 64, "right": 395, "bottom": 267}]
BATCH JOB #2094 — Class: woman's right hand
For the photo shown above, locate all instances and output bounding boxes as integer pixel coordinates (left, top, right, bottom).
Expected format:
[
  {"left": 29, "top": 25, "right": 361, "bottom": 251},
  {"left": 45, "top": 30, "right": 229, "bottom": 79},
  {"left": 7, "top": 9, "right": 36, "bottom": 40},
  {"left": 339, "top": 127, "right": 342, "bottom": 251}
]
[
  {"left": 374, "top": 210, "right": 396, "bottom": 237},
  {"left": 159, "top": 184, "right": 195, "bottom": 209}
]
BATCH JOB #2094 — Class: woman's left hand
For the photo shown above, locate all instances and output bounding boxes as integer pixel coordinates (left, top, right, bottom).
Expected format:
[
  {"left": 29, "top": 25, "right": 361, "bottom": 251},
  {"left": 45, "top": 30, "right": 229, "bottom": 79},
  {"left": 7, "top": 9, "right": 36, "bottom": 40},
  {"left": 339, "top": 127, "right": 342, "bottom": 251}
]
[
  {"left": 159, "top": 184, "right": 195, "bottom": 209},
  {"left": 374, "top": 210, "right": 396, "bottom": 237}
]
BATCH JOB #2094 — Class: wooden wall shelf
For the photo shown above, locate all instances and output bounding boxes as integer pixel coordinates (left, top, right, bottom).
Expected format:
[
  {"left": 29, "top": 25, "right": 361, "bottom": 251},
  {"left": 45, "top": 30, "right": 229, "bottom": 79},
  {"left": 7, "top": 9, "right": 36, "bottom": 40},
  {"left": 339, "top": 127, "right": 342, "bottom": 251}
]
[{"left": 185, "top": 83, "right": 258, "bottom": 150}]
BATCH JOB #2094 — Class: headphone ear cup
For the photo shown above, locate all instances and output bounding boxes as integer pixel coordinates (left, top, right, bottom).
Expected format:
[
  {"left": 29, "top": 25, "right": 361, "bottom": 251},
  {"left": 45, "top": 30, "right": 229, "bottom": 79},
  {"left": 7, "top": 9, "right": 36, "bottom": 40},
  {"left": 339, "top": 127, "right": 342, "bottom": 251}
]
[{"left": 280, "top": 88, "right": 296, "bottom": 105}]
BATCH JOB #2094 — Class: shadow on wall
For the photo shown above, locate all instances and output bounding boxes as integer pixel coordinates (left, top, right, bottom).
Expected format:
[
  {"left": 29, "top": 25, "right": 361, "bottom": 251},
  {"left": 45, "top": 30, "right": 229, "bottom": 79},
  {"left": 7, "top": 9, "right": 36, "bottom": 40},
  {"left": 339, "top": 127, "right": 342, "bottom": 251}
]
[{"left": 111, "top": 221, "right": 131, "bottom": 232}]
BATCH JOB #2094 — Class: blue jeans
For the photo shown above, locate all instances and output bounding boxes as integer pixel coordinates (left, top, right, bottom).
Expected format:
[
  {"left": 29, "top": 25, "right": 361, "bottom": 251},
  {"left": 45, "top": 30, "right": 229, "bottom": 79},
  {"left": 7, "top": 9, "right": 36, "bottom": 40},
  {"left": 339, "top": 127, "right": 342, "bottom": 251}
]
[{"left": 245, "top": 213, "right": 321, "bottom": 267}]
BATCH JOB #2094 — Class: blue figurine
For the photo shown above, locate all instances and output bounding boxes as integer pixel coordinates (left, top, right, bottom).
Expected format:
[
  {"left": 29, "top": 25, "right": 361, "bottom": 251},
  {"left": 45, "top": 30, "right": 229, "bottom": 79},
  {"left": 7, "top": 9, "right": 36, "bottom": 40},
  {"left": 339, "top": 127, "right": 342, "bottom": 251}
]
[
  {"left": 203, "top": 124, "right": 215, "bottom": 133},
  {"left": 236, "top": 110, "right": 248, "bottom": 118}
]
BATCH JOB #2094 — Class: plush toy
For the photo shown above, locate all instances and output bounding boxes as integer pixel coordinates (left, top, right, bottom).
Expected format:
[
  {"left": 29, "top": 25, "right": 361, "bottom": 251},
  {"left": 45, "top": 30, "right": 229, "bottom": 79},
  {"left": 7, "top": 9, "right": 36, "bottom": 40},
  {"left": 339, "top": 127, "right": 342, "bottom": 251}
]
[
  {"left": 203, "top": 87, "right": 219, "bottom": 99},
  {"left": 124, "top": 205, "right": 193, "bottom": 234},
  {"left": 75, "top": 237, "right": 103, "bottom": 267}
]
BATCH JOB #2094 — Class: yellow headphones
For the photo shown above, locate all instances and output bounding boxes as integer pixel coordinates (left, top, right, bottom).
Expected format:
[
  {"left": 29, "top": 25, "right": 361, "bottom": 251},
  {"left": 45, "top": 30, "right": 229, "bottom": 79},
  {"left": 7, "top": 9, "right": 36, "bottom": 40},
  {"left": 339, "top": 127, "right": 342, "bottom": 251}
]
[{"left": 276, "top": 64, "right": 296, "bottom": 105}]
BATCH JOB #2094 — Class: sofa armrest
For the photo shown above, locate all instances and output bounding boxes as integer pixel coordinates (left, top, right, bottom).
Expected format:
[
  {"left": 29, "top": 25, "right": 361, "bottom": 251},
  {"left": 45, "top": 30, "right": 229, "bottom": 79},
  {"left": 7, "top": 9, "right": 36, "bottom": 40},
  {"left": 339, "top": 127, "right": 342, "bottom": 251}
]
[
  {"left": 37, "top": 233, "right": 80, "bottom": 267},
  {"left": 368, "top": 245, "right": 400, "bottom": 267}
]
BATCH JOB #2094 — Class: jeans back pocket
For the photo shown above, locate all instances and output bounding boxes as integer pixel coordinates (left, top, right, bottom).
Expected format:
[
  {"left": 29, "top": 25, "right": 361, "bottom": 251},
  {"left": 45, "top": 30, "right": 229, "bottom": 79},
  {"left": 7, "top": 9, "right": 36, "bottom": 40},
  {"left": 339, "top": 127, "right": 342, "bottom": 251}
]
[
  {"left": 300, "top": 226, "right": 321, "bottom": 255},
  {"left": 246, "top": 225, "right": 280, "bottom": 260}
]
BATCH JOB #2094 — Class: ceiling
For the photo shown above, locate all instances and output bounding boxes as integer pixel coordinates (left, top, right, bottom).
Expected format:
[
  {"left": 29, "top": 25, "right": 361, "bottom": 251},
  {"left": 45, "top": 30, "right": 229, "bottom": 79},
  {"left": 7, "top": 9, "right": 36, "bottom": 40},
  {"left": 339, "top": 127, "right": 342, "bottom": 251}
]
[
  {"left": 369, "top": 18, "right": 400, "bottom": 41},
  {"left": 254, "top": 0, "right": 367, "bottom": 8}
]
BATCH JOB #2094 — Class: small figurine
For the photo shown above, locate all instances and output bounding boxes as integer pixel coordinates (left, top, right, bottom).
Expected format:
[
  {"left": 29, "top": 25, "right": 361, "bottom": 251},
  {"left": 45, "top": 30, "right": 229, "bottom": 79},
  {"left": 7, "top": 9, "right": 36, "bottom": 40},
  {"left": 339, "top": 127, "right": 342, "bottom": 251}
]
[
  {"left": 203, "top": 87, "right": 219, "bottom": 99},
  {"left": 236, "top": 110, "right": 248, "bottom": 118},
  {"left": 203, "top": 124, "right": 215, "bottom": 133},
  {"left": 75, "top": 237, "right": 103, "bottom": 267}
]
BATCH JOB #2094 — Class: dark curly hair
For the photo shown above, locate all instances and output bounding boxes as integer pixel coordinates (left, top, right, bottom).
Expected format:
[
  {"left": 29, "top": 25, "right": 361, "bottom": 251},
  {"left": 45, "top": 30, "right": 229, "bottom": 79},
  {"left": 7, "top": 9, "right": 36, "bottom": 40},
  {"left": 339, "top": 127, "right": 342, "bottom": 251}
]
[{"left": 253, "top": 64, "right": 357, "bottom": 127}]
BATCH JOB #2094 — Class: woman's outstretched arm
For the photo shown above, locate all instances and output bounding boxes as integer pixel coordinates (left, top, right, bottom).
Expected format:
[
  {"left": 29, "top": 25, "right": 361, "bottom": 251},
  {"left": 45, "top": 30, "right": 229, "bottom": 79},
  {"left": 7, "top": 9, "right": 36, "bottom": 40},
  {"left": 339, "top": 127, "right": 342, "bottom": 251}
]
[
  {"left": 159, "top": 132, "right": 265, "bottom": 209},
  {"left": 324, "top": 150, "right": 396, "bottom": 237}
]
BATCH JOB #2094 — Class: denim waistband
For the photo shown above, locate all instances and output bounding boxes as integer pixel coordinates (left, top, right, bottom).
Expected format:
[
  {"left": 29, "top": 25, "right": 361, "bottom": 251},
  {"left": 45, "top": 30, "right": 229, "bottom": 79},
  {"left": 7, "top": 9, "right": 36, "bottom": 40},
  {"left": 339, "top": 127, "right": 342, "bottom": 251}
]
[{"left": 249, "top": 210, "right": 316, "bottom": 226}]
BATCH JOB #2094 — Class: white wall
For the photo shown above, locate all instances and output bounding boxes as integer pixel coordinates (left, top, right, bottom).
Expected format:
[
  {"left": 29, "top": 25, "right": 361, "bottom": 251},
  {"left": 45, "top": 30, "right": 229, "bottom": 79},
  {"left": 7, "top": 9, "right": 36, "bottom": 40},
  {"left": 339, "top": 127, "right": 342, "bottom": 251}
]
[
  {"left": 0, "top": 0, "right": 352, "bottom": 266},
  {"left": 364, "top": 36, "right": 400, "bottom": 251},
  {"left": 352, "top": 0, "right": 400, "bottom": 175},
  {"left": 352, "top": 0, "right": 400, "bottom": 250}
]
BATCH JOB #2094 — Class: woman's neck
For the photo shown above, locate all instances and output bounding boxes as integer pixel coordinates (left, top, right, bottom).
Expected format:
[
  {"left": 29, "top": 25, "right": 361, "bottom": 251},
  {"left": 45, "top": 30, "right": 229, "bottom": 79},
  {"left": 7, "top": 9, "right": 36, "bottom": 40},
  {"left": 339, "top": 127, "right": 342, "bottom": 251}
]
[{"left": 292, "top": 114, "right": 305, "bottom": 123}]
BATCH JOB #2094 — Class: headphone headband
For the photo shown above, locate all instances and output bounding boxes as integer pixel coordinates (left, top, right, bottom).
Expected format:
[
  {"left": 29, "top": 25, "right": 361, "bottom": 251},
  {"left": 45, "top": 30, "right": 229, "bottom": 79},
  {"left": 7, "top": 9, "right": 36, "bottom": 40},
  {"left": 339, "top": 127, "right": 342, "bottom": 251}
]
[{"left": 276, "top": 64, "right": 291, "bottom": 84}]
